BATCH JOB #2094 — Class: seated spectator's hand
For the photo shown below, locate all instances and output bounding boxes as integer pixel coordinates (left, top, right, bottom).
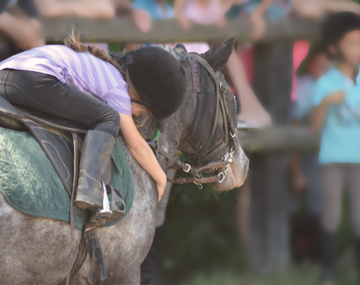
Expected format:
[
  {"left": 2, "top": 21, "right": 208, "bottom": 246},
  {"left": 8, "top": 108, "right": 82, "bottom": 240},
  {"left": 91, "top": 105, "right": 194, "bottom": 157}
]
[
  {"left": 176, "top": 14, "right": 191, "bottom": 30},
  {"left": 324, "top": 91, "right": 345, "bottom": 106},
  {"left": 133, "top": 9, "right": 152, "bottom": 33},
  {"left": 250, "top": 11, "right": 266, "bottom": 41},
  {"left": 216, "top": 17, "right": 227, "bottom": 29}
]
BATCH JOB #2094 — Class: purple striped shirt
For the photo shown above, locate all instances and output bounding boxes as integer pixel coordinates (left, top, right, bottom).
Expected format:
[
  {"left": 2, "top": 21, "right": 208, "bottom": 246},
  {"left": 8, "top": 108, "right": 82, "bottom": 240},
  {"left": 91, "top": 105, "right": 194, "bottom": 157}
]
[{"left": 0, "top": 45, "right": 132, "bottom": 115}]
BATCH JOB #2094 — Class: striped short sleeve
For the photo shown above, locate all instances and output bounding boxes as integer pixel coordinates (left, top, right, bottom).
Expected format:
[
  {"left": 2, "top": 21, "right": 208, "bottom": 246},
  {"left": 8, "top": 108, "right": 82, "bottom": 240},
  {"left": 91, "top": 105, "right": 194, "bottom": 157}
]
[{"left": 103, "top": 86, "right": 132, "bottom": 116}]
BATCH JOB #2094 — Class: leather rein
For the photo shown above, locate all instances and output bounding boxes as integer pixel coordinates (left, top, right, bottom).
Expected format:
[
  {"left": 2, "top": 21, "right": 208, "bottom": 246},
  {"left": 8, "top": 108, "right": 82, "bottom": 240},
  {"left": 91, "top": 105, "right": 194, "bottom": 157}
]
[{"left": 148, "top": 53, "right": 236, "bottom": 189}]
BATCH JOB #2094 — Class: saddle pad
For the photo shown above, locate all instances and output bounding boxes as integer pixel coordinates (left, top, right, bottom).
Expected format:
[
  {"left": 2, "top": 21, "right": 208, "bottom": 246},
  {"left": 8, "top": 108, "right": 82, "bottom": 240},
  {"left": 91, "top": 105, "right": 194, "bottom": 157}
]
[{"left": 0, "top": 127, "right": 134, "bottom": 230}]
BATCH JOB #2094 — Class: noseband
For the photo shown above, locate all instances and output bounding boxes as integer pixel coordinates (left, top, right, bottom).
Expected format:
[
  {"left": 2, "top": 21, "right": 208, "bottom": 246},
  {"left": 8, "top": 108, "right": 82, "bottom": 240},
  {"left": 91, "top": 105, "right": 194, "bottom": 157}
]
[{"left": 149, "top": 53, "right": 237, "bottom": 189}]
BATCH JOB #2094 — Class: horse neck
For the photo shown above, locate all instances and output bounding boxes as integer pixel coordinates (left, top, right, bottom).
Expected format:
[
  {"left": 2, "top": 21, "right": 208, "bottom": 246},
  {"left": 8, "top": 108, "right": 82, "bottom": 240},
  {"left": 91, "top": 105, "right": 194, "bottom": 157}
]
[{"left": 156, "top": 83, "right": 196, "bottom": 170}]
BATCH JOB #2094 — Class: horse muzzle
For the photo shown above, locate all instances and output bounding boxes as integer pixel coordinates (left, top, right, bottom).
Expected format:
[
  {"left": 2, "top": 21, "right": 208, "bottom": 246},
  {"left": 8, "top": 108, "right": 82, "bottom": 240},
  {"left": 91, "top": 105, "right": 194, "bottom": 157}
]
[{"left": 211, "top": 146, "right": 249, "bottom": 191}]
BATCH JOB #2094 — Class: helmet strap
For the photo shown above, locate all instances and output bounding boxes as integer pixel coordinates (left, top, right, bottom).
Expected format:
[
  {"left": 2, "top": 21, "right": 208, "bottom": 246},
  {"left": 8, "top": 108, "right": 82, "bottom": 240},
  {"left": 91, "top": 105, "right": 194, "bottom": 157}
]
[{"left": 131, "top": 99, "right": 149, "bottom": 107}]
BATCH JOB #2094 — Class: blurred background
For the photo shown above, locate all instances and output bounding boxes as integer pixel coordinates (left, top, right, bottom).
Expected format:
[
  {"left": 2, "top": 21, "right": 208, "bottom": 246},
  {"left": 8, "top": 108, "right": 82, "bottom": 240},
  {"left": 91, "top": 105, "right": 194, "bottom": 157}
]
[{"left": 2, "top": 0, "right": 360, "bottom": 284}]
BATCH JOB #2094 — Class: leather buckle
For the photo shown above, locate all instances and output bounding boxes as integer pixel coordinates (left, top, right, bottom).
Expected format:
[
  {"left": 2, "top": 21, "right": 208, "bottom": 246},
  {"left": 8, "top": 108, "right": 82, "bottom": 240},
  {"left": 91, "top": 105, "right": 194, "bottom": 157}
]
[{"left": 183, "top": 163, "right": 191, "bottom": 173}]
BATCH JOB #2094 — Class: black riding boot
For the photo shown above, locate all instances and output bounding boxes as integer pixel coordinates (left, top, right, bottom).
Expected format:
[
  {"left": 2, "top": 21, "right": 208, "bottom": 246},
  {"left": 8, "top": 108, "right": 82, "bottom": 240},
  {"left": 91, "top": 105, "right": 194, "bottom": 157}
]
[
  {"left": 140, "top": 225, "right": 165, "bottom": 285},
  {"left": 75, "top": 130, "right": 115, "bottom": 211},
  {"left": 320, "top": 230, "right": 336, "bottom": 285}
]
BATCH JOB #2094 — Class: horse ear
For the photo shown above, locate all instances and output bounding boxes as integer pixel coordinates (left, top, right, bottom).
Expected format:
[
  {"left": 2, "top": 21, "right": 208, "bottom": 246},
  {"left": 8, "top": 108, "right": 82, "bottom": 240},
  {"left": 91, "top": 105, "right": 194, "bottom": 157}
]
[
  {"left": 200, "top": 37, "right": 235, "bottom": 72},
  {"left": 175, "top": 43, "right": 187, "bottom": 53}
]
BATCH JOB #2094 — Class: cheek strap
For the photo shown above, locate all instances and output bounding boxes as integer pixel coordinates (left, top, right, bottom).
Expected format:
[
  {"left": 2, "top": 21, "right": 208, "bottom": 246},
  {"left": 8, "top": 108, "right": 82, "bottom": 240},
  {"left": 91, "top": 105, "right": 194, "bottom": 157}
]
[{"left": 131, "top": 99, "right": 149, "bottom": 107}]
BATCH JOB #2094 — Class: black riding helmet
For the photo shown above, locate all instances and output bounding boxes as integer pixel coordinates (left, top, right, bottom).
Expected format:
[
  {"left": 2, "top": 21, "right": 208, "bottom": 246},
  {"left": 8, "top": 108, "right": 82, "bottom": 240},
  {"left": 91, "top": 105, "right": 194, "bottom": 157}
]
[
  {"left": 124, "top": 47, "right": 186, "bottom": 121},
  {"left": 322, "top": 12, "right": 360, "bottom": 60}
]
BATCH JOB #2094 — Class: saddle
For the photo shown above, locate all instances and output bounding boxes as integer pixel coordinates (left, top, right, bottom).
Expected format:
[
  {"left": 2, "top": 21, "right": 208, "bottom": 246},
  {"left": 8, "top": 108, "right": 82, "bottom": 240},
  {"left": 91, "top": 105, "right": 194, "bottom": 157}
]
[
  {"left": 0, "top": 96, "right": 113, "bottom": 196},
  {"left": 0, "top": 96, "right": 126, "bottom": 283}
]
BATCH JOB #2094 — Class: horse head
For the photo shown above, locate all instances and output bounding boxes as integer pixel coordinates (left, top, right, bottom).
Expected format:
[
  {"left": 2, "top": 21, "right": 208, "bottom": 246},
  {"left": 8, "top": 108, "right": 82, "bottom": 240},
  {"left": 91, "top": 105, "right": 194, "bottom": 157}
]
[{"left": 139, "top": 38, "right": 249, "bottom": 191}]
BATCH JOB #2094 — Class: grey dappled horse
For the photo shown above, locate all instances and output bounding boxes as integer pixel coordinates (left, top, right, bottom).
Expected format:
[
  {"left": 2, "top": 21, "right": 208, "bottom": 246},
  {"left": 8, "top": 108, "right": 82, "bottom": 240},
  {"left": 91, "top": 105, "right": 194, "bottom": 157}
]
[{"left": 0, "top": 41, "right": 249, "bottom": 285}]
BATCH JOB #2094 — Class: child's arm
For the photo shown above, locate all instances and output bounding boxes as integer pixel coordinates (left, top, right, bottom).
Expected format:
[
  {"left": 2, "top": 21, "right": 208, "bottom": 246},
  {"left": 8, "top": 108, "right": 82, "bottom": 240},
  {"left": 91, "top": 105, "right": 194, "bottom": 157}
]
[
  {"left": 310, "top": 91, "right": 345, "bottom": 132},
  {"left": 119, "top": 113, "right": 167, "bottom": 201}
]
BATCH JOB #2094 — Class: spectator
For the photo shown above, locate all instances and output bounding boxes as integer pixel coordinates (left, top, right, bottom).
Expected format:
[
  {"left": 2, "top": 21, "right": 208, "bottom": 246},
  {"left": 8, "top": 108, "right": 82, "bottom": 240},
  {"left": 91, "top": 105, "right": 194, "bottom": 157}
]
[
  {"left": 34, "top": 0, "right": 115, "bottom": 19},
  {"left": 174, "top": 0, "right": 272, "bottom": 127},
  {"left": 292, "top": 0, "right": 360, "bottom": 20},
  {"left": 289, "top": 42, "right": 330, "bottom": 263},
  {"left": 0, "top": 0, "right": 44, "bottom": 51},
  {"left": 131, "top": 0, "right": 172, "bottom": 33},
  {"left": 311, "top": 12, "right": 360, "bottom": 285},
  {"left": 246, "top": 0, "right": 360, "bottom": 276},
  {"left": 133, "top": 0, "right": 173, "bottom": 19},
  {"left": 291, "top": 43, "right": 329, "bottom": 200}
]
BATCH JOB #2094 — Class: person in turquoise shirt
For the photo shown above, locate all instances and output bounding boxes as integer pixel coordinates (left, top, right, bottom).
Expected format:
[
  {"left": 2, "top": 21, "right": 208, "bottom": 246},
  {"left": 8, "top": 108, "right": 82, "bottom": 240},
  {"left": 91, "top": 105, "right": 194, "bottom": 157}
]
[
  {"left": 132, "top": 0, "right": 173, "bottom": 19},
  {"left": 311, "top": 12, "right": 360, "bottom": 285}
]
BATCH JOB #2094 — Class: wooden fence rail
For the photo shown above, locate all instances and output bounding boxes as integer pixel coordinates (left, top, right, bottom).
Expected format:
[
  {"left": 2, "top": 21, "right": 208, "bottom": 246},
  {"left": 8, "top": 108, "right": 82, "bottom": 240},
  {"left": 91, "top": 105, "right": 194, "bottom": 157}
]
[
  {"left": 0, "top": 17, "right": 322, "bottom": 152},
  {"left": 38, "top": 17, "right": 320, "bottom": 44},
  {"left": 237, "top": 127, "right": 320, "bottom": 153}
]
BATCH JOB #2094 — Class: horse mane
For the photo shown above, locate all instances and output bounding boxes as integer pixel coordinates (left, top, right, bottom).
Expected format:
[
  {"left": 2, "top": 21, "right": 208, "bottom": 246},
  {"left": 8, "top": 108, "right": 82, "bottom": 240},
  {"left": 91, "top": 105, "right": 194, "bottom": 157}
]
[
  {"left": 120, "top": 44, "right": 188, "bottom": 62},
  {"left": 155, "top": 44, "right": 188, "bottom": 62}
]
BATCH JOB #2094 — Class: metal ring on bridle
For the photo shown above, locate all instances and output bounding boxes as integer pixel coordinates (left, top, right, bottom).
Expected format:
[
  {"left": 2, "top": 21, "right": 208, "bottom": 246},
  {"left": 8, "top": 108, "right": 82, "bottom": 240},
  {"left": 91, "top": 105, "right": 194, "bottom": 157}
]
[
  {"left": 193, "top": 181, "right": 203, "bottom": 189},
  {"left": 219, "top": 82, "right": 227, "bottom": 92},
  {"left": 183, "top": 163, "right": 191, "bottom": 173},
  {"left": 218, "top": 172, "right": 225, "bottom": 183}
]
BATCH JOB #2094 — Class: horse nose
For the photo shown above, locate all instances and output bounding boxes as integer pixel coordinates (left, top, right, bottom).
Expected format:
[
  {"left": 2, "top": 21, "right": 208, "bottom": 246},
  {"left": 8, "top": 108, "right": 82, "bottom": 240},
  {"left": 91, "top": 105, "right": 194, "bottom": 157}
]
[
  {"left": 239, "top": 152, "right": 249, "bottom": 186},
  {"left": 243, "top": 155, "right": 249, "bottom": 177}
]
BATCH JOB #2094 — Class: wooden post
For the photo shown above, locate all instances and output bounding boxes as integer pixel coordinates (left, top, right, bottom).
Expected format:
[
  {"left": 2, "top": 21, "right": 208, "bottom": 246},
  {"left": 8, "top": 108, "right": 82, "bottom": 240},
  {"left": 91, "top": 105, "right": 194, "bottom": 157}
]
[{"left": 248, "top": 42, "right": 294, "bottom": 274}]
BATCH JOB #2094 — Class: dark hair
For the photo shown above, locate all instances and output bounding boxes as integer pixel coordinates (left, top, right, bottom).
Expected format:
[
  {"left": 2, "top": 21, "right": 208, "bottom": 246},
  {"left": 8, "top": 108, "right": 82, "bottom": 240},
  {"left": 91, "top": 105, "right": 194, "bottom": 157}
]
[
  {"left": 322, "top": 12, "right": 360, "bottom": 60},
  {"left": 296, "top": 42, "right": 324, "bottom": 77}
]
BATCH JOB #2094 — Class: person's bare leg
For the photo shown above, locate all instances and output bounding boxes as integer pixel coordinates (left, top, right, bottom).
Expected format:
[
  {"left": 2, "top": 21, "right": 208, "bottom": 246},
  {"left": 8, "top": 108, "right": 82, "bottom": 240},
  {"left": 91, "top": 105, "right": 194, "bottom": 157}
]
[
  {"left": 291, "top": 0, "right": 324, "bottom": 19},
  {"left": 34, "top": 0, "right": 115, "bottom": 19},
  {"left": 0, "top": 13, "right": 45, "bottom": 50},
  {"left": 226, "top": 48, "right": 271, "bottom": 127},
  {"left": 292, "top": 0, "right": 360, "bottom": 19}
]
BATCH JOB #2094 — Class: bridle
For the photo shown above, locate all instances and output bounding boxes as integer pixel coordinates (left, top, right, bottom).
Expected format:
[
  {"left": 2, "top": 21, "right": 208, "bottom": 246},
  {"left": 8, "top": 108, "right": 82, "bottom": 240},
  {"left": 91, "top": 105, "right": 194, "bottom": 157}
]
[
  {"left": 148, "top": 53, "right": 237, "bottom": 189},
  {"left": 110, "top": 49, "right": 237, "bottom": 189}
]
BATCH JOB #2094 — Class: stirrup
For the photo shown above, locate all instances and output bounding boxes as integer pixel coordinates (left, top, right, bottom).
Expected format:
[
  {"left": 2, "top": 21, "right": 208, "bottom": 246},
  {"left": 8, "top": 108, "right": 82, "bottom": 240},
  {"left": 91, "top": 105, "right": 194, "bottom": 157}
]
[
  {"left": 100, "top": 181, "right": 112, "bottom": 215},
  {"left": 89, "top": 181, "right": 125, "bottom": 227}
]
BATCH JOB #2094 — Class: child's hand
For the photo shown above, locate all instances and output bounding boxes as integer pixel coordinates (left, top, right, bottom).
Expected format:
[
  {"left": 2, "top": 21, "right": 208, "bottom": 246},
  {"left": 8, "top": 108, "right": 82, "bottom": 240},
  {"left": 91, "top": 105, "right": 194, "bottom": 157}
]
[
  {"left": 324, "top": 91, "right": 345, "bottom": 106},
  {"left": 156, "top": 172, "right": 167, "bottom": 202},
  {"left": 176, "top": 14, "right": 191, "bottom": 30},
  {"left": 216, "top": 17, "right": 227, "bottom": 29}
]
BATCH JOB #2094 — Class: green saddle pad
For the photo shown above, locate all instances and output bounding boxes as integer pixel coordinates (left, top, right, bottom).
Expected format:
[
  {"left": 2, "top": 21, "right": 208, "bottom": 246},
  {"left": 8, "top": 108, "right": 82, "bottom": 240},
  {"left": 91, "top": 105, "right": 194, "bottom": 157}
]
[{"left": 0, "top": 127, "right": 134, "bottom": 230}]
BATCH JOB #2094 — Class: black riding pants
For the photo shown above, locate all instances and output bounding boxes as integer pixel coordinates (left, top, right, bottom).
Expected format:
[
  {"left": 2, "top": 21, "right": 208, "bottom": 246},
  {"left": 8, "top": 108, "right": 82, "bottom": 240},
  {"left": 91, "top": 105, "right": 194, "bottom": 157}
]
[{"left": 0, "top": 69, "right": 120, "bottom": 138}]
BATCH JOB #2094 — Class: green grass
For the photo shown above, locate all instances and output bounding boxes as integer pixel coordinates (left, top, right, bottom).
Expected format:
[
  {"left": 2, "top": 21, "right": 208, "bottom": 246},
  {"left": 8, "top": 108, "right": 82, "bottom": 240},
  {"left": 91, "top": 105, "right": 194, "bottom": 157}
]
[
  {"left": 180, "top": 272, "right": 237, "bottom": 285},
  {"left": 180, "top": 263, "right": 358, "bottom": 285}
]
